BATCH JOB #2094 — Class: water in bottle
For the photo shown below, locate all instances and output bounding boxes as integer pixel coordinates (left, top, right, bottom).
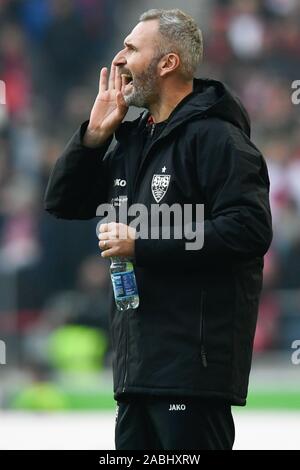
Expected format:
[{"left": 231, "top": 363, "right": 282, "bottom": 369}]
[{"left": 110, "top": 257, "right": 139, "bottom": 311}]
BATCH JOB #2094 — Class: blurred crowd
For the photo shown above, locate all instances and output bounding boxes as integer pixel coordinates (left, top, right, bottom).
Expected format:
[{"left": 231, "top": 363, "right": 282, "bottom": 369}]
[
  {"left": 0, "top": 0, "right": 120, "bottom": 391},
  {"left": 0, "top": 0, "right": 300, "bottom": 406},
  {"left": 202, "top": 0, "right": 300, "bottom": 352}
]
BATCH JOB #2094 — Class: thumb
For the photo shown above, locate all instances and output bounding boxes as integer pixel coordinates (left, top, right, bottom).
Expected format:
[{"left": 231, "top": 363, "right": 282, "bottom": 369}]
[{"left": 116, "top": 91, "right": 128, "bottom": 114}]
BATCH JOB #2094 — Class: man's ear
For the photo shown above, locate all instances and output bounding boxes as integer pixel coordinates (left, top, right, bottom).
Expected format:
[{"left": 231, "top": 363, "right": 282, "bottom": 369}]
[{"left": 159, "top": 53, "right": 180, "bottom": 77}]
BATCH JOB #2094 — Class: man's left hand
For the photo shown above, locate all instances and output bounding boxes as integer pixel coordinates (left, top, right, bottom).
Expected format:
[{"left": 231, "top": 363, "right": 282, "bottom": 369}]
[{"left": 98, "top": 222, "right": 136, "bottom": 258}]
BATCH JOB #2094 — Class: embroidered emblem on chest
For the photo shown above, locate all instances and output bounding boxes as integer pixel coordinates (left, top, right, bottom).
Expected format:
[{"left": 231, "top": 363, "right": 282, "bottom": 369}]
[{"left": 151, "top": 173, "right": 171, "bottom": 203}]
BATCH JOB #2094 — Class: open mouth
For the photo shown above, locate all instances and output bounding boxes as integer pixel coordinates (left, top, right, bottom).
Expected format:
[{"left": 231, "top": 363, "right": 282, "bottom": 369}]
[{"left": 122, "top": 74, "right": 133, "bottom": 88}]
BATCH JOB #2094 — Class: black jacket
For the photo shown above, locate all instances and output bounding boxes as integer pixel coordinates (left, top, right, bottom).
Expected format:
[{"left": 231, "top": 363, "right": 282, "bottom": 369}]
[{"left": 45, "top": 79, "right": 272, "bottom": 405}]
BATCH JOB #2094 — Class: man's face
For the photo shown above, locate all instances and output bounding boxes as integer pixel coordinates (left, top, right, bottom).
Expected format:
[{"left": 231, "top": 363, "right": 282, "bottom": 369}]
[{"left": 113, "top": 20, "right": 163, "bottom": 108}]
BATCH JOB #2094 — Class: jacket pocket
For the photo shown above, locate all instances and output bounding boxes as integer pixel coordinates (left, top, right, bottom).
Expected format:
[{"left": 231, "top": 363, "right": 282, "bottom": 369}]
[{"left": 199, "top": 291, "right": 208, "bottom": 367}]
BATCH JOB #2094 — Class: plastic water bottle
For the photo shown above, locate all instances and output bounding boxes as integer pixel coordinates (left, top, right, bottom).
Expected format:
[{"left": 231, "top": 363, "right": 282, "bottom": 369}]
[{"left": 110, "top": 257, "right": 139, "bottom": 311}]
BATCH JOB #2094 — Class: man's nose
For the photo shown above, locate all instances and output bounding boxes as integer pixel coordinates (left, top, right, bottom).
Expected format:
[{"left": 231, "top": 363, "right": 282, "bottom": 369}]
[{"left": 113, "top": 50, "right": 126, "bottom": 67}]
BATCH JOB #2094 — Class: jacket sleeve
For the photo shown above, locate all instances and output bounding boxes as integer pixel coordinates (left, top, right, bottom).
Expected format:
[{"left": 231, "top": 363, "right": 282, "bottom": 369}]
[
  {"left": 134, "top": 125, "right": 273, "bottom": 268},
  {"left": 44, "top": 121, "right": 113, "bottom": 219}
]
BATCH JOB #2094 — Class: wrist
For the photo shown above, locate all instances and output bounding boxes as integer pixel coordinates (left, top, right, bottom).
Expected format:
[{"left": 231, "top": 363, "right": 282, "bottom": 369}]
[{"left": 83, "top": 126, "right": 108, "bottom": 148}]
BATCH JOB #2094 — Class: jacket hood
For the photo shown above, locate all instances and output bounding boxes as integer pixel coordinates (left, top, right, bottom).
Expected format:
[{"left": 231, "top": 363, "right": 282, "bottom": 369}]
[{"left": 163, "top": 78, "right": 251, "bottom": 137}]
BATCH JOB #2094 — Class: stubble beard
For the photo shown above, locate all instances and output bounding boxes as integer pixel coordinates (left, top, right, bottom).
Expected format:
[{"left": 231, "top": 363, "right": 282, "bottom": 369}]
[{"left": 124, "top": 56, "right": 161, "bottom": 109}]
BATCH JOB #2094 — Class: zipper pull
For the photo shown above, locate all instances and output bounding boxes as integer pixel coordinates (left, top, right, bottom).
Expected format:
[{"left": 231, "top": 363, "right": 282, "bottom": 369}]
[
  {"left": 200, "top": 346, "right": 208, "bottom": 368},
  {"left": 151, "top": 123, "right": 155, "bottom": 136}
]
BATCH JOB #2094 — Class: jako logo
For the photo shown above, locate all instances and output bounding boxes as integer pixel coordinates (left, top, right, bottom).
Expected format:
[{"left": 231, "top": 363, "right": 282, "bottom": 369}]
[
  {"left": 291, "top": 340, "right": 300, "bottom": 365},
  {"left": 169, "top": 404, "right": 186, "bottom": 411},
  {"left": 0, "top": 340, "right": 6, "bottom": 365},
  {"left": 114, "top": 178, "right": 126, "bottom": 187}
]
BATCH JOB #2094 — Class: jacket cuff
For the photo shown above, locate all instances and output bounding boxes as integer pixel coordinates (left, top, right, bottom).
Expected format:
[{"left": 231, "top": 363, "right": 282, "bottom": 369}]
[{"left": 77, "top": 120, "right": 113, "bottom": 155}]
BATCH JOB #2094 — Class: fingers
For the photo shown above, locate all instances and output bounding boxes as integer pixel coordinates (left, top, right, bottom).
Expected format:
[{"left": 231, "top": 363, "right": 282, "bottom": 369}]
[
  {"left": 99, "top": 239, "right": 110, "bottom": 249},
  {"left": 99, "top": 65, "right": 120, "bottom": 92},
  {"left": 121, "top": 74, "right": 126, "bottom": 94},
  {"left": 115, "top": 67, "right": 122, "bottom": 91},
  {"left": 98, "top": 237, "right": 114, "bottom": 251},
  {"left": 99, "top": 223, "right": 108, "bottom": 233},
  {"left": 98, "top": 223, "right": 130, "bottom": 240},
  {"left": 97, "top": 223, "right": 135, "bottom": 258},
  {"left": 101, "top": 246, "right": 116, "bottom": 258},
  {"left": 99, "top": 222, "right": 118, "bottom": 236},
  {"left": 99, "top": 67, "right": 108, "bottom": 93},
  {"left": 98, "top": 232, "right": 110, "bottom": 240},
  {"left": 116, "top": 91, "right": 128, "bottom": 113},
  {"left": 98, "top": 228, "right": 121, "bottom": 241},
  {"left": 109, "top": 63, "right": 116, "bottom": 89},
  {"left": 98, "top": 239, "right": 118, "bottom": 258}
]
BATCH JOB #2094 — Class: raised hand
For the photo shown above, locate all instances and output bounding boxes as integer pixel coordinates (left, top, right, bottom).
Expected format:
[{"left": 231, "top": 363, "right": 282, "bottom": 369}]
[{"left": 84, "top": 64, "right": 128, "bottom": 148}]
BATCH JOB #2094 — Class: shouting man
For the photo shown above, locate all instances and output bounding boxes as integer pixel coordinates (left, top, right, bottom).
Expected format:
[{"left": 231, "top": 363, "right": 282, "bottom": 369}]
[{"left": 45, "top": 9, "right": 272, "bottom": 450}]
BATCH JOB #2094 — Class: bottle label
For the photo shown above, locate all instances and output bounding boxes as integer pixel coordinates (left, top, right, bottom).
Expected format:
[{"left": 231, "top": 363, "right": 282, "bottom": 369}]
[{"left": 111, "top": 270, "right": 138, "bottom": 300}]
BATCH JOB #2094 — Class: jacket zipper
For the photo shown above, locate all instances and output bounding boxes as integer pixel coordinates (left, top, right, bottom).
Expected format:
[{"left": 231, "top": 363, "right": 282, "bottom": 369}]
[
  {"left": 122, "top": 310, "right": 129, "bottom": 392},
  {"left": 127, "top": 110, "right": 207, "bottom": 201},
  {"left": 199, "top": 291, "right": 208, "bottom": 367},
  {"left": 131, "top": 123, "right": 173, "bottom": 199}
]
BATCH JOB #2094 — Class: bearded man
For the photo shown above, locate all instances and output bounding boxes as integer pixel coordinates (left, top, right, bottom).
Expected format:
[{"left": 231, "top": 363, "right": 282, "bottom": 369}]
[{"left": 45, "top": 9, "right": 272, "bottom": 450}]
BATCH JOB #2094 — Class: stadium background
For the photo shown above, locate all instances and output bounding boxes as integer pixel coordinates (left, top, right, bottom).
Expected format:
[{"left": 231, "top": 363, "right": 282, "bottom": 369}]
[{"left": 0, "top": 0, "right": 300, "bottom": 449}]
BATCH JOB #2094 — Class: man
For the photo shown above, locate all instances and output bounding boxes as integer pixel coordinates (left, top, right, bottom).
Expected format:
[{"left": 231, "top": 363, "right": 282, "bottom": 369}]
[{"left": 45, "top": 9, "right": 272, "bottom": 450}]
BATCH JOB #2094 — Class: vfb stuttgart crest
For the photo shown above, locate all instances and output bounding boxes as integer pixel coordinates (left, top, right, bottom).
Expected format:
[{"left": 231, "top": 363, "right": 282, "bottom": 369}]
[{"left": 151, "top": 174, "right": 171, "bottom": 203}]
